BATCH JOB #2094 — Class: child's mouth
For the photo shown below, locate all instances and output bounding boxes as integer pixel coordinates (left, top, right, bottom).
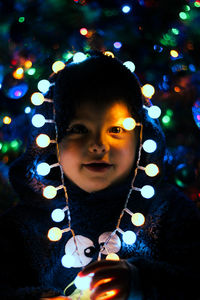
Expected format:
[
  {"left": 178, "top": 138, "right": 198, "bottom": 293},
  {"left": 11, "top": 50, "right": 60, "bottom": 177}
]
[{"left": 83, "top": 163, "right": 112, "bottom": 172}]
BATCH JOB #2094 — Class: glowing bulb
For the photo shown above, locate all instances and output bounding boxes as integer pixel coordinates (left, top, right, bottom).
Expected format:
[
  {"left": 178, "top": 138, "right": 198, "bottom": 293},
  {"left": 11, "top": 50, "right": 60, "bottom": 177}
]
[
  {"left": 131, "top": 213, "right": 145, "bottom": 226},
  {"left": 170, "top": 50, "right": 179, "bottom": 58},
  {"left": 74, "top": 274, "right": 94, "bottom": 290},
  {"left": 37, "top": 162, "right": 51, "bottom": 176},
  {"left": 37, "top": 79, "right": 50, "bottom": 93},
  {"left": 48, "top": 227, "right": 62, "bottom": 241},
  {"left": 103, "top": 51, "right": 115, "bottom": 58},
  {"left": 36, "top": 134, "right": 50, "bottom": 148},
  {"left": 31, "top": 92, "right": 45, "bottom": 106},
  {"left": 141, "top": 84, "right": 155, "bottom": 99},
  {"left": 32, "top": 114, "right": 46, "bottom": 128},
  {"left": 122, "top": 5, "right": 131, "bottom": 13},
  {"left": 13, "top": 68, "right": 24, "bottom": 79},
  {"left": 123, "top": 61, "right": 135, "bottom": 72},
  {"left": 80, "top": 27, "right": 88, "bottom": 35},
  {"left": 24, "top": 106, "right": 31, "bottom": 114},
  {"left": 148, "top": 105, "right": 161, "bottom": 119},
  {"left": 51, "top": 208, "right": 65, "bottom": 222},
  {"left": 141, "top": 185, "right": 155, "bottom": 199},
  {"left": 52, "top": 61, "right": 65, "bottom": 73},
  {"left": 122, "top": 230, "right": 137, "bottom": 245},
  {"left": 114, "top": 42, "right": 122, "bottom": 49},
  {"left": 145, "top": 164, "right": 159, "bottom": 177},
  {"left": 61, "top": 254, "right": 76, "bottom": 268},
  {"left": 24, "top": 60, "right": 32, "bottom": 69},
  {"left": 143, "top": 139, "right": 157, "bottom": 153},
  {"left": 27, "top": 68, "right": 36, "bottom": 75},
  {"left": 43, "top": 185, "right": 57, "bottom": 199},
  {"left": 73, "top": 52, "right": 87, "bottom": 63},
  {"left": 123, "top": 117, "right": 136, "bottom": 130},
  {"left": 3, "top": 116, "right": 12, "bottom": 125},
  {"left": 106, "top": 253, "right": 120, "bottom": 260}
]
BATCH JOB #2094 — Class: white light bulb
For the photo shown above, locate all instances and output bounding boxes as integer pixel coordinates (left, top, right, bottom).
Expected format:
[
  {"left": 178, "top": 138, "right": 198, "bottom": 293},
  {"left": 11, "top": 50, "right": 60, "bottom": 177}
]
[
  {"left": 143, "top": 139, "right": 157, "bottom": 153},
  {"left": 122, "top": 230, "right": 137, "bottom": 245},
  {"left": 123, "top": 61, "right": 135, "bottom": 72},
  {"left": 37, "top": 79, "right": 50, "bottom": 93},
  {"left": 122, "top": 5, "right": 131, "bottom": 13},
  {"left": 51, "top": 208, "right": 65, "bottom": 222},
  {"left": 148, "top": 106, "right": 161, "bottom": 119},
  {"left": 141, "top": 185, "right": 155, "bottom": 199},
  {"left": 74, "top": 274, "right": 94, "bottom": 290},
  {"left": 37, "top": 162, "right": 51, "bottom": 176},
  {"left": 61, "top": 254, "right": 76, "bottom": 268},
  {"left": 43, "top": 185, "right": 57, "bottom": 199},
  {"left": 36, "top": 134, "right": 51, "bottom": 148},
  {"left": 32, "top": 114, "right": 46, "bottom": 128},
  {"left": 31, "top": 92, "right": 44, "bottom": 106},
  {"left": 73, "top": 52, "right": 87, "bottom": 63}
]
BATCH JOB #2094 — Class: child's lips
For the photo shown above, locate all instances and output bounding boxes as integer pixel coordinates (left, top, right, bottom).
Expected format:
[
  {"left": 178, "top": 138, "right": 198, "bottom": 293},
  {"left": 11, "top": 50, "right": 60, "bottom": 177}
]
[{"left": 83, "top": 162, "right": 113, "bottom": 172}]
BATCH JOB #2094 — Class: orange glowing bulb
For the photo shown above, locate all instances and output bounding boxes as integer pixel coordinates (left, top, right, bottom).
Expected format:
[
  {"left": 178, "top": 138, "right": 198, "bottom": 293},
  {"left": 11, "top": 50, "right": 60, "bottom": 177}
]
[{"left": 3, "top": 116, "right": 12, "bottom": 125}]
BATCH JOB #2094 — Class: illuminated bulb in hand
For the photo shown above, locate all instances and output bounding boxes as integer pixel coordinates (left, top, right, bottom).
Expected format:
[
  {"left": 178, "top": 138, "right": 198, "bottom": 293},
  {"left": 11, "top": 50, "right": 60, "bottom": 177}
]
[
  {"left": 106, "top": 253, "right": 120, "bottom": 261},
  {"left": 74, "top": 273, "right": 94, "bottom": 290},
  {"left": 145, "top": 163, "right": 159, "bottom": 177},
  {"left": 43, "top": 185, "right": 57, "bottom": 199},
  {"left": 131, "top": 213, "right": 145, "bottom": 226},
  {"left": 51, "top": 208, "right": 65, "bottom": 222},
  {"left": 123, "top": 117, "right": 136, "bottom": 130},
  {"left": 48, "top": 227, "right": 62, "bottom": 241},
  {"left": 122, "top": 230, "right": 137, "bottom": 245}
]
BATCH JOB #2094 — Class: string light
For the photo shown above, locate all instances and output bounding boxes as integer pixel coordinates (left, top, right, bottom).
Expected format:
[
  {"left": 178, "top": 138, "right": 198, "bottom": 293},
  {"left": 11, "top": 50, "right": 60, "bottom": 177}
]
[
  {"left": 106, "top": 253, "right": 120, "bottom": 260},
  {"left": 37, "top": 162, "right": 51, "bottom": 176},
  {"left": 103, "top": 51, "right": 115, "bottom": 58},
  {"left": 51, "top": 208, "right": 66, "bottom": 222},
  {"left": 123, "top": 117, "right": 136, "bottom": 130},
  {"left": 80, "top": 28, "right": 88, "bottom": 36},
  {"left": 114, "top": 42, "right": 122, "bottom": 49},
  {"left": 74, "top": 273, "right": 94, "bottom": 290},
  {"left": 24, "top": 106, "right": 31, "bottom": 114},
  {"left": 170, "top": 50, "right": 179, "bottom": 58},
  {"left": 61, "top": 254, "right": 76, "bottom": 268},
  {"left": 37, "top": 79, "right": 51, "bottom": 93},
  {"left": 32, "top": 114, "right": 55, "bottom": 128},
  {"left": 141, "top": 185, "right": 155, "bottom": 199},
  {"left": 143, "top": 139, "right": 157, "bottom": 153},
  {"left": 43, "top": 185, "right": 57, "bottom": 199},
  {"left": 73, "top": 52, "right": 87, "bottom": 63},
  {"left": 36, "top": 134, "right": 51, "bottom": 148},
  {"left": 24, "top": 60, "right": 32, "bottom": 69},
  {"left": 144, "top": 163, "right": 159, "bottom": 177},
  {"left": 123, "top": 61, "right": 135, "bottom": 72},
  {"left": 141, "top": 84, "right": 155, "bottom": 99},
  {"left": 122, "top": 5, "right": 131, "bottom": 13},
  {"left": 13, "top": 68, "right": 24, "bottom": 80},
  {"left": 122, "top": 230, "right": 137, "bottom": 245},
  {"left": 3, "top": 116, "right": 12, "bottom": 125},
  {"left": 27, "top": 68, "right": 36, "bottom": 75},
  {"left": 31, "top": 92, "right": 45, "bottom": 106},
  {"left": 48, "top": 227, "right": 62, "bottom": 241},
  {"left": 52, "top": 61, "right": 65, "bottom": 73},
  {"left": 148, "top": 105, "right": 161, "bottom": 119},
  {"left": 131, "top": 213, "right": 145, "bottom": 226}
]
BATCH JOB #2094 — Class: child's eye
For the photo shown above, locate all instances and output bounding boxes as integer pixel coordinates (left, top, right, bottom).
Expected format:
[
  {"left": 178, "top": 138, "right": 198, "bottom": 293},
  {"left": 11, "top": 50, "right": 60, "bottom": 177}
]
[
  {"left": 109, "top": 127, "right": 124, "bottom": 134},
  {"left": 67, "top": 124, "right": 88, "bottom": 134}
]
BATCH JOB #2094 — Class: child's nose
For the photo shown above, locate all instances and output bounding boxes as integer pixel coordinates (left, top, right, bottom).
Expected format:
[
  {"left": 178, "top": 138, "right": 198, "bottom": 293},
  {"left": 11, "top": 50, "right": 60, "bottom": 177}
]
[{"left": 88, "top": 134, "right": 110, "bottom": 154}]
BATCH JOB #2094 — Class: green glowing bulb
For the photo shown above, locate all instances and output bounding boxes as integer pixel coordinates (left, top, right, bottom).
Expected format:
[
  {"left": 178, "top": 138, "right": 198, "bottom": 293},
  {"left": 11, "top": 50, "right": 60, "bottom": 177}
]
[
  {"left": 18, "top": 17, "right": 25, "bottom": 23},
  {"left": 162, "top": 115, "right": 171, "bottom": 124},
  {"left": 27, "top": 68, "right": 36, "bottom": 75},
  {"left": 184, "top": 5, "right": 190, "bottom": 11},
  {"left": 179, "top": 12, "right": 188, "bottom": 20},
  {"left": 1, "top": 144, "right": 9, "bottom": 153},
  {"left": 166, "top": 109, "right": 173, "bottom": 117},
  {"left": 10, "top": 140, "right": 19, "bottom": 150},
  {"left": 194, "top": 1, "right": 200, "bottom": 8},
  {"left": 171, "top": 28, "right": 179, "bottom": 35}
]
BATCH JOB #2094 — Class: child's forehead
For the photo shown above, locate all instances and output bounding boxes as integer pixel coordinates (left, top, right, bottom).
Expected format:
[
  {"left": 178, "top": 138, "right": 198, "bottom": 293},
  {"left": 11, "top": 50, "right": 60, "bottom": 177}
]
[{"left": 72, "top": 100, "right": 132, "bottom": 122}]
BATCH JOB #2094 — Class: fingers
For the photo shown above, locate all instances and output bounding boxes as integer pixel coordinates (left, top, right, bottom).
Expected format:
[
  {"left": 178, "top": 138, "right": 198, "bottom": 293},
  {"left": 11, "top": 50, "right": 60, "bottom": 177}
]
[{"left": 90, "top": 279, "right": 124, "bottom": 300}]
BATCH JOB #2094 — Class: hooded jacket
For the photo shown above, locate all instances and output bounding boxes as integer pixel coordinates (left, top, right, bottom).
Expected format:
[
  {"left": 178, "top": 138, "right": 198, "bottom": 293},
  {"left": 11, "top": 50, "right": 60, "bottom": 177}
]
[{"left": 0, "top": 55, "right": 200, "bottom": 300}]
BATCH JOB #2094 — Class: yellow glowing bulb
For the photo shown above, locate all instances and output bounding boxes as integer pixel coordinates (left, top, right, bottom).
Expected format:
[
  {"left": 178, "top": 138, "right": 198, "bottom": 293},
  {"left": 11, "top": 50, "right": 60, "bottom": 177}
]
[
  {"left": 141, "top": 84, "right": 155, "bottom": 99},
  {"left": 3, "top": 116, "right": 12, "bottom": 125},
  {"left": 31, "top": 92, "right": 45, "bottom": 106},
  {"left": 43, "top": 185, "right": 57, "bottom": 199},
  {"left": 13, "top": 68, "right": 24, "bottom": 79},
  {"left": 80, "top": 27, "right": 88, "bottom": 36},
  {"left": 24, "top": 60, "right": 32, "bottom": 69},
  {"left": 98, "top": 290, "right": 117, "bottom": 299},
  {"left": 145, "top": 163, "right": 159, "bottom": 177},
  {"left": 47, "top": 227, "right": 62, "bottom": 241},
  {"left": 36, "top": 134, "right": 50, "bottom": 148},
  {"left": 106, "top": 253, "right": 120, "bottom": 261},
  {"left": 170, "top": 50, "right": 179, "bottom": 58},
  {"left": 52, "top": 61, "right": 65, "bottom": 73},
  {"left": 131, "top": 213, "right": 145, "bottom": 226},
  {"left": 103, "top": 51, "right": 115, "bottom": 58},
  {"left": 123, "top": 117, "right": 136, "bottom": 130}
]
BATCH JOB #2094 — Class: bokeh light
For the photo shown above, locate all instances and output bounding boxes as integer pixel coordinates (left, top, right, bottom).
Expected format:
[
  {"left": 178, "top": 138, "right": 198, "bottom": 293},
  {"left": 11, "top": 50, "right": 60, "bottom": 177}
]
[
  {"left": 141, "top": 84, "right": 155, "bottom": 98},
  {"left": 52, "top": 61, "right": 65, "bottom": 73}
]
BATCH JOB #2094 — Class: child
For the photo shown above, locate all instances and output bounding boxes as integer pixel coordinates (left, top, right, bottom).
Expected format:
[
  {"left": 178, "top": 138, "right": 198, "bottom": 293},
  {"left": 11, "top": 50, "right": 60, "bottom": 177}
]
[{"left": 0, "top": 53, "right": 199, "bottom": 300}]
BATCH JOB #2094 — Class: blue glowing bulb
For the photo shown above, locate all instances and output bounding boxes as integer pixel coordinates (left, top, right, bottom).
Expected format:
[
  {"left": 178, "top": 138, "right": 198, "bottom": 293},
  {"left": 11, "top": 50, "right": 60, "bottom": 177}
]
[
  {"left": 122, "top": 230, "right": 137, "bottom": 245},
  {"left": 143, "top": 139, "right": 157, "bottom": 153},
  {"left": 73, "top": 52, "right": 87, "bottom": 63},
  {"left": 141, "top": 185, "right": 155, "bottom": 199},
  {"left": 114, "top": 42, "right": 122, "bottom": 49},
  {"left": 31, "top": 114, "right": 46, "bottom": 128},
  {"left": 24, "top": 106, "right": 31, "bottom": 114},
  {"left": 122, "top": 5, "right": 131, "bottom": 13},
  {"left": 61, "top": 254, "right": 76, "bottom": 268},
  {"left": 37, "top": 79, "right": 50, "bottom": 93},
  {"left": 148, "top": 106, "right": 161, "bottom": 119},
  {"left": 51, "top": 208, "right": 65, "bottom": 222},
  {"left": 37, "top": 162, "right": 51, "bottom": 176}
]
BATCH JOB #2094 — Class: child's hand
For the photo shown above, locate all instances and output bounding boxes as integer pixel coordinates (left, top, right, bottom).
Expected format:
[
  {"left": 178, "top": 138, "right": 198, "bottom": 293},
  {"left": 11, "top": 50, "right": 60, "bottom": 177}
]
[
  {"left": 41, "top": 296, "right": 71, "bottom": 300},
  {"left": 79, "top": 259, "right": 131, "bottom": 300}
]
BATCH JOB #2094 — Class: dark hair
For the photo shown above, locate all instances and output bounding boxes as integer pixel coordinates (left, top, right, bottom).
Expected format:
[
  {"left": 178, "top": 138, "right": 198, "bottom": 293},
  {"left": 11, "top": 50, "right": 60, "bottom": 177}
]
[{"left": 52, "top": 54, "right": 143, "bottom": 142}]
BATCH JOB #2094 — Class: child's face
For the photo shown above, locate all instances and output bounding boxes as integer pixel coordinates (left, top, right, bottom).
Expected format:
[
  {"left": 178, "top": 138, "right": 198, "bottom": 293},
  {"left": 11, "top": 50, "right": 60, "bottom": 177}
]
[{"left": 58, "top": 101, "right": 138, "bottom": 193}]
